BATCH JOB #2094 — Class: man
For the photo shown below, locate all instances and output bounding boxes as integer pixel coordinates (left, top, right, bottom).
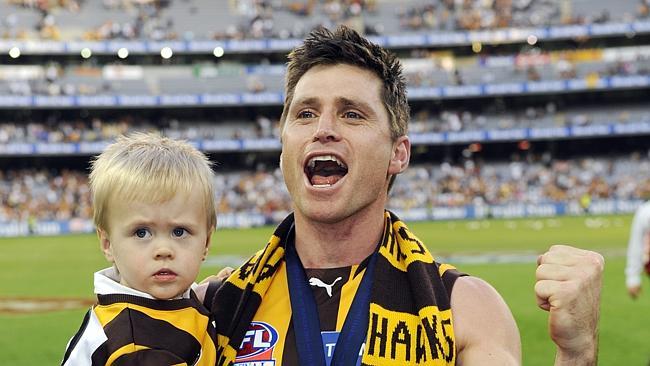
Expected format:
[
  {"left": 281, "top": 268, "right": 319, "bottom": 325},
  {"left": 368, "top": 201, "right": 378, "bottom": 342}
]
[
  {"left": 626, "top": 200, "right": 650, "bottom": 299},
  {"left": 210, "top": 26, "right": 604, "bottom": 365}
]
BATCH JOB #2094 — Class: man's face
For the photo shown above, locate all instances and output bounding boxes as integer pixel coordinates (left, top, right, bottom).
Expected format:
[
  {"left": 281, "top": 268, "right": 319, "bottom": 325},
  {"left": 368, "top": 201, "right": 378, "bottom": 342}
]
[
  {"left": 280, "top": 63, "right": 409, "bottom": 224},
  {"left": 98, "top": 189, "right": 211, "bottom": 299}
]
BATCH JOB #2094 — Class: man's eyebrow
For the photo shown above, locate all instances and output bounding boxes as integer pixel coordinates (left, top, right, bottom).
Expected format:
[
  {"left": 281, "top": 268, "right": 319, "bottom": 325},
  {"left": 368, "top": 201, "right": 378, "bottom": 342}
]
[
  {"left": 337, "top": 97, "right": 376, "bottom": 115},
  {"left": 291, "top": 97, "right": 320, "bottom": 109}
]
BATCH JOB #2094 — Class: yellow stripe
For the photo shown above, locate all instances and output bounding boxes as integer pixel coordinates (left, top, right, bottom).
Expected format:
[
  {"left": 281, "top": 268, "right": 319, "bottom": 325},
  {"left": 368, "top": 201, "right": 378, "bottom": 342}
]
[
  {"left": 335, "top": 265, "right": 364, "bottom": 330},
  {"left": 94, "top": 303, "right": 211, "bottom": 346},
  {"left": 106, "top": 343, "right": 150, "bottom": 365},
  {"left": 437, "top": 263, "right": 457, "bottom": 277},
  {"left": 216, "top": 341, "right": 238, "bottom": 366}
]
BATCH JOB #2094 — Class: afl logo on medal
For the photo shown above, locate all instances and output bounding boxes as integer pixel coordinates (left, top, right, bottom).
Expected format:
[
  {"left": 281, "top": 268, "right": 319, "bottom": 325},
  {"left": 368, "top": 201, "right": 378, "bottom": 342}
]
[{"left": 235, "top": 321, "right": 278, "bottom": 366}]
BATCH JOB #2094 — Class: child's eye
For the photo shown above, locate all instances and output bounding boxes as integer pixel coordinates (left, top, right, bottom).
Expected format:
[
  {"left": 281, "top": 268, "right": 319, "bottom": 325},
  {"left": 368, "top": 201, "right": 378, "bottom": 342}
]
[
  {"left": 135, "top": 228, "right": 151, "bottom": 239},
  {"left": 172, "top": 228, "right": 187, "bottom": 237}
]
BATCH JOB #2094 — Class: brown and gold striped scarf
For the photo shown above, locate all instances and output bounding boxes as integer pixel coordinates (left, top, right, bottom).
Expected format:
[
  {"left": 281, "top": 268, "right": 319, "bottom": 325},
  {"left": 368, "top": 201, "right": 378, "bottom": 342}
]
[{"left": 211, "top": 211, "right": 464, "bottom": 365}]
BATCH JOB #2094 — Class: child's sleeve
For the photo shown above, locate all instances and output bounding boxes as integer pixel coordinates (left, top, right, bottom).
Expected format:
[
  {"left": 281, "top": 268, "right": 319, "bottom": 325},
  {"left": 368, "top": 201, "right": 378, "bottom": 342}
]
[{"left": 61, "top": 308, "right": 107, "bottom": 366}]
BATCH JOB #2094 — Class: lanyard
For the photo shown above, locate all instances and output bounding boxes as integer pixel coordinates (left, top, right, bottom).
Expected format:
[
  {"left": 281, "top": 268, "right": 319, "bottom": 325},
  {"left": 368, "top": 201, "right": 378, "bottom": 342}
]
[{"left": 286, "top": 237, "right": 377, "bottom": 366}]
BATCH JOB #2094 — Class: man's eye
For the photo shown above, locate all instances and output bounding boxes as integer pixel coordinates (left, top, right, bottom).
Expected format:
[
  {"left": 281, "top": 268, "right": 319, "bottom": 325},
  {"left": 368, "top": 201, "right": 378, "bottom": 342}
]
[
  {"left": 172, "top": 228, "right": 187, "bottom": 237},
  {"left": 343, "top": 111, "right": 362, "bottom": 119},
  {"left": 297, "top": 111, "right": 315, "bottom": 119},
  {"left": 135, "top": 228, "right": 150, "bottom": 238}
]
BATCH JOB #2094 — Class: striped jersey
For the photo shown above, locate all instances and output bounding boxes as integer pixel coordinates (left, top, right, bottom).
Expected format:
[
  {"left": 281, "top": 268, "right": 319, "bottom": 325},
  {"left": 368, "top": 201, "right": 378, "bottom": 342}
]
[
  {"left": 212, "top": 211, "right": 465, "bottom": 366},
  {"left": 233, "top": 258, "right": 462, "bottom": 366},
  {"left": 61, "top": 268, "right": 217, "bottom": 366}
]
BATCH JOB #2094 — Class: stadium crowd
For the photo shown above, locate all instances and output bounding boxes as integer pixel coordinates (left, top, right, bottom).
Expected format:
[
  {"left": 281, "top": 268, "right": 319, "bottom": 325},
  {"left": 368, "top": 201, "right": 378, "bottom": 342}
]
[
  {"left": 2, "top": 0, "right": 649, "bottom": 42},
  {"left": 0, "top": 168, "right": 92, "bottom": 222},
  {"left": 0, "top": 47, "right": 650, "bottom": 96},
  {"left": 2, "top": 153, "right": 649, "bottom": 223},
  {"left": 2, "top": 45, "right": 649, "bottom": 98},
  {"left": 389, "top": 154, "right": 650, "bottom": 211},
  {"left": 1, "top": 100, "right": 649, "bottom": 145},
  {"left": 0, "top": 115, "right": 276, "bottom": 143}
]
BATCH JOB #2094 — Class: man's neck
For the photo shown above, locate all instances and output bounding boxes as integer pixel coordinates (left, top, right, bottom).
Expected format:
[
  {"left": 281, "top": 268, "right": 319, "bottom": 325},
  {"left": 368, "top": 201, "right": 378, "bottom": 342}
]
[{"left": 293, "top": 208, "right": 386, "bottom": 268}]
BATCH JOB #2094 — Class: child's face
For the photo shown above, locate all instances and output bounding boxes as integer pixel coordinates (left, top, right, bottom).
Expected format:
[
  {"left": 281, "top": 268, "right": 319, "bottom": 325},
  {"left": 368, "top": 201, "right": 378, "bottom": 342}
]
[{"left": 98, "top": 189, "right": 212, "bottom": 300}]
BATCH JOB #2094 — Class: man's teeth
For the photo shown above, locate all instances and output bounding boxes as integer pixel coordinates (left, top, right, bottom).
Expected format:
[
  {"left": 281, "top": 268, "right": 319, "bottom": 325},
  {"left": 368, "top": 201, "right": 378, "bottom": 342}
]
[
  {"left": 313, "top": 184, "right": 332, "bottom": 188},
  {"left": 307, "top": 155, "right": 346, "bottom": 169}
]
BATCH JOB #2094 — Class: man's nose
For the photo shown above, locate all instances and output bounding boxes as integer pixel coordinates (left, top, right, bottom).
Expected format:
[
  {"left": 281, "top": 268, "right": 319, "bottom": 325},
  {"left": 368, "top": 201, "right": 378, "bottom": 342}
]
[{"left": 313, "top": 113, "right": 341, "bottom": 143}]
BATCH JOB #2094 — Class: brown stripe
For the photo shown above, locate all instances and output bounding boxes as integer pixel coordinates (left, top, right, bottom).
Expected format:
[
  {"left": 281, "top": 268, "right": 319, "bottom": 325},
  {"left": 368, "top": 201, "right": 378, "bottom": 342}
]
[{"left": 102, "top": 307, "right": 202, "bottom": 364}]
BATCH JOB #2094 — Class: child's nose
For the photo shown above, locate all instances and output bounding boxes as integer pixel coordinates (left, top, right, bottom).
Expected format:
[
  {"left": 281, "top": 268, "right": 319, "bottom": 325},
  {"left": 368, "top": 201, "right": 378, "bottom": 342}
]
[{"left": 154, "top": 241, "right": 174, "bottom": 259}]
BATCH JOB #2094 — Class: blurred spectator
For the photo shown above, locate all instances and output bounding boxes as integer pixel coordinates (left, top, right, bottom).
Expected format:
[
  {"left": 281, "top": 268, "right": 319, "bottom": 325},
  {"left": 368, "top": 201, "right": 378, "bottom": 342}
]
[
  {"left": 526, "top": 66, "right": 541, "bottom": 82},
  {"left": 246, "top": 75, "right": 266, "bottom": 93},
  {"left": 639, "top": 0, "right": 650, "bottom": 18}
]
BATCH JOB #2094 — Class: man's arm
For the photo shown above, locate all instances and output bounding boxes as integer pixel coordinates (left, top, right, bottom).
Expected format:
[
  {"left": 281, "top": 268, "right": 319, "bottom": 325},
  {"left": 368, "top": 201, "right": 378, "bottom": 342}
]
[
  {"left": 453, "top": 276, "right": 521, "bottom": 365},
  {"left": 626, "top": 205, "right": 649, "bottom": 298},
  {"left": 535, "top": 245, "right": 604, "bottom": 366}
]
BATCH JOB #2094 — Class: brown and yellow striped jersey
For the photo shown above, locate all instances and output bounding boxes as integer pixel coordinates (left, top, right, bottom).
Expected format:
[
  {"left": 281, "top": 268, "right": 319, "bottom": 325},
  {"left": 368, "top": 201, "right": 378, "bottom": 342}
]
[
  {"left": 214, "top": 211, "right": 465, "bottom": 366},
  {"left": 62, "top": 269, "right": 217, "bottom": 366},
  {"left": 233, "top": 257, "right": 462, "bottom": 366}
]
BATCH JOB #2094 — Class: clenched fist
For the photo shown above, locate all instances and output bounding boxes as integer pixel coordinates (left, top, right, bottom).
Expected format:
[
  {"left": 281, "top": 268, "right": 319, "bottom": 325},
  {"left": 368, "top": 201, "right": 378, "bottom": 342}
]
[{"left": 535, "top": 245, "right": 604, "bottom": 366}]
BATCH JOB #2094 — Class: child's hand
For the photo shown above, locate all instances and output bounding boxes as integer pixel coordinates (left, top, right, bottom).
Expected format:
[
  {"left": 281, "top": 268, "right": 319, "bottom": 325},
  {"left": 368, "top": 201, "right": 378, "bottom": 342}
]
[
  {"left": 212, "top": 267, "right": 235, "bottom": 282},
  {"left": 195, "top": 267, "right": 235, "bottom": 303},
  {"left": 198, "top": 266, "right": 234, "bottom": 285}
]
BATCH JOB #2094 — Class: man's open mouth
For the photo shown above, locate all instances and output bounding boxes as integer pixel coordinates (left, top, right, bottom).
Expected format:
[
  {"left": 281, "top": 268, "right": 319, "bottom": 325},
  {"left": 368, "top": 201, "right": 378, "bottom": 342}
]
[{"left": 304, "top": 154, "right": 348, "bottom": 187}]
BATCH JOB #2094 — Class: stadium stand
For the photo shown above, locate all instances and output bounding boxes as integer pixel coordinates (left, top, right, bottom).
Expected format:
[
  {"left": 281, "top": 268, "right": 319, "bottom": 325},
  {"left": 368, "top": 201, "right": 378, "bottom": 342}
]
[
  {"left": 0, "top": 0, "right": 647, "bottom": 41},
  {"left": 2, "top": 45, "right": 650, "bottom": 98},
  {"left": 1, "top": 0, "right": 650, "bottom": 236},
  {"left": 2, "top": 154, "right": 649, "bottom": 222}
]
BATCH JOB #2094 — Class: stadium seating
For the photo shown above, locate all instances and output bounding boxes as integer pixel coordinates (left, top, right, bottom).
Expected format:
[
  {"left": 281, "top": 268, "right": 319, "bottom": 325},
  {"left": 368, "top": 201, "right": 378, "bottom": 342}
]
[
  {"left": 1, "top": 0, "right": 649, "bottom": 236},
  {"left": 0, "top": 0, "right": 646, "bottom": 41},
  {"left": 2, "top": 155, "right": 649, "bottom": 225}
]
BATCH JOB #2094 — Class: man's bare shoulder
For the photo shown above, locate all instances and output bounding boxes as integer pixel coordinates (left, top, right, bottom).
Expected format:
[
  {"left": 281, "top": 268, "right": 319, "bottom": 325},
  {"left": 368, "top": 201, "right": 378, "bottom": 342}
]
[{"left": 452, "top": 276, "right": 521, "bottom": 366}]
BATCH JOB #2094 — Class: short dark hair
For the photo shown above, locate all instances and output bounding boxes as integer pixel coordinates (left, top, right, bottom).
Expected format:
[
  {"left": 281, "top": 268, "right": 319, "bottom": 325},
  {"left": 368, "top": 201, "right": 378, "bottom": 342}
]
[{"left": 279, "top": 25, "right": 410, "bottom": 141}]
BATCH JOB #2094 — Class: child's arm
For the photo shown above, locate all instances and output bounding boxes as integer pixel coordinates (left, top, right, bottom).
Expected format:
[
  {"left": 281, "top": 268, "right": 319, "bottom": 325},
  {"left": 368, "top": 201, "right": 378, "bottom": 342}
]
[{"left": 61, "top": 309, "right": 103, "bottom": 366}]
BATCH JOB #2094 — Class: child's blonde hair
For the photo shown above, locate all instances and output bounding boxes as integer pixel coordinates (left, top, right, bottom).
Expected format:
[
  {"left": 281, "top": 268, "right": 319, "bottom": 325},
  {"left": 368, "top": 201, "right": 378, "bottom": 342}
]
[{"left": 89, "top": 132, "right": 216, "bottom": 232}]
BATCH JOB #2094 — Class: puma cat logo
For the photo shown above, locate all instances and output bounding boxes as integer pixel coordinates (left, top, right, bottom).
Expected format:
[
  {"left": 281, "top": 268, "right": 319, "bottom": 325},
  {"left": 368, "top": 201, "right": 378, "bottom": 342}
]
[{"left": 308, "top": 276, "right": 342, "bottom": 297}]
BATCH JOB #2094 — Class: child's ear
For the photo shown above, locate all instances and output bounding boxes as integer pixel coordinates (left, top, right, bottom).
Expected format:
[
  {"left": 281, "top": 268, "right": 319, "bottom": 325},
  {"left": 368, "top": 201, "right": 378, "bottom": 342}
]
[
  {"left": 97, "top": 228, "right": 114, "bottom": 263},
  {"left": 203, "top": 227, "right": 214, "bottom": 261}
]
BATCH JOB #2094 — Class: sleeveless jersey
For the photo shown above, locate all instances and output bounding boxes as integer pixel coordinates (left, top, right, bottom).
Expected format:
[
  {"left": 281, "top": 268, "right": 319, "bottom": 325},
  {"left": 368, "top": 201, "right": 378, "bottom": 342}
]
[
  {"left": 212, "top": 211, "right": 465, "bottom": 366},
  {"left": 233, "top": 259, "right": 462, "bottom": 366}
]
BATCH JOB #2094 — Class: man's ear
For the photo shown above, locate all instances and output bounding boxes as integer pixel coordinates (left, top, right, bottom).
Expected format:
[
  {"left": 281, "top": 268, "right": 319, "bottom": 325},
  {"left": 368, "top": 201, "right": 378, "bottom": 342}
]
[
  {"left": 388, "top": 135, "right": 410, "bottom": 175},
  {"left": 97, "top": 228, "right": 114, "bottom": 263}
]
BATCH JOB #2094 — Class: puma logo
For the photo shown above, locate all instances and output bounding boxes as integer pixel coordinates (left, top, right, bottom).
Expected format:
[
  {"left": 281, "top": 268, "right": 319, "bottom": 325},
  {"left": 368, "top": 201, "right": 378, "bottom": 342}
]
[{"left": 308, "top": 276, "right": 342, "bottom": 297}]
